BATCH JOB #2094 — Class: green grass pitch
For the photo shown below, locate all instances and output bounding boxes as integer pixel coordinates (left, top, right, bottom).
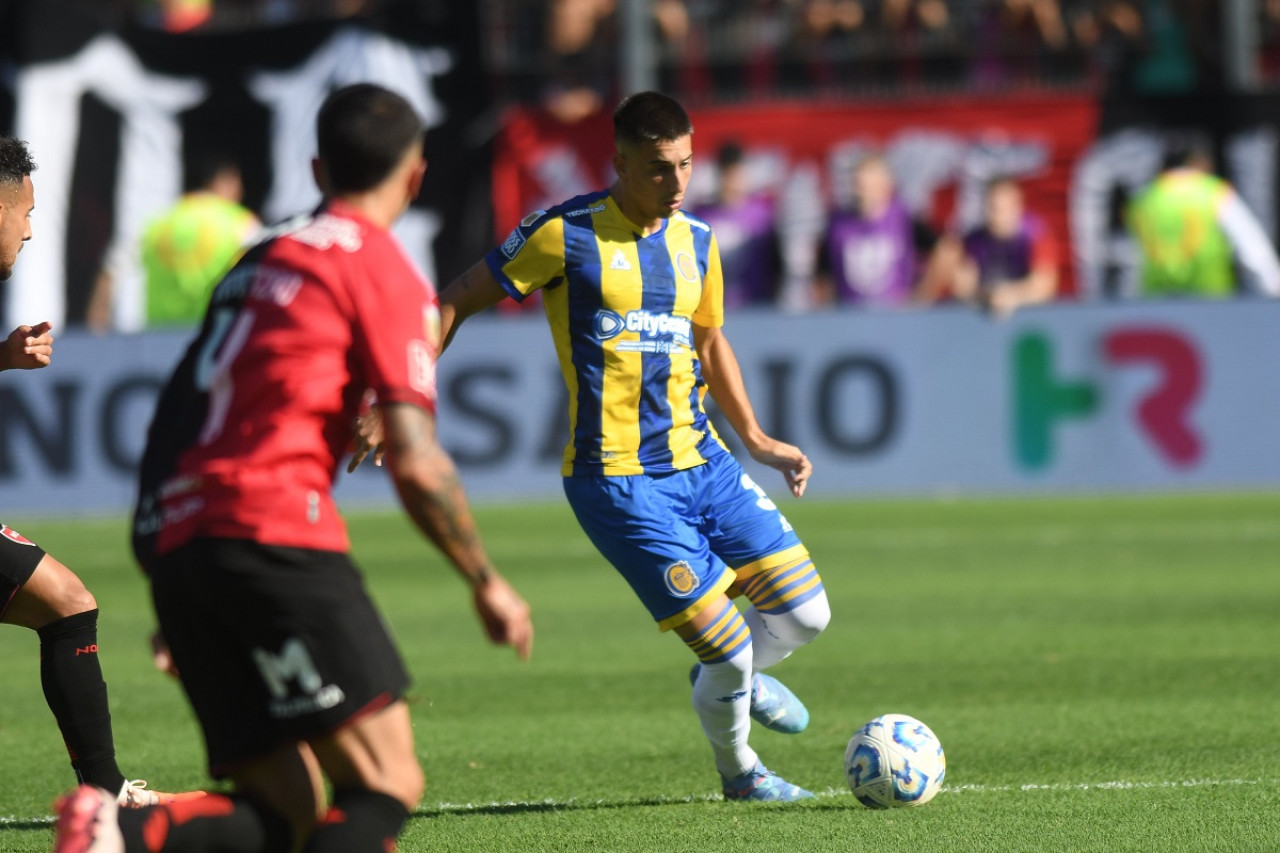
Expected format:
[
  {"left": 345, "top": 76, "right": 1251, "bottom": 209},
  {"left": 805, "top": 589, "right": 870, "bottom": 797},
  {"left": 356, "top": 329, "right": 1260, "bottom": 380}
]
[{"left": 2, "top": 494, "right": 1278, "bottom": 852}]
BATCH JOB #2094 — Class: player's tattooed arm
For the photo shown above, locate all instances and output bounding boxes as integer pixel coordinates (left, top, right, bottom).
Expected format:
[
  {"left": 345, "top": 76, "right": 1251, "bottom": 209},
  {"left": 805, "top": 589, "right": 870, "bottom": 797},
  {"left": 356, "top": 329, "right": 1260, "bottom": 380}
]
[
  {"left": 382, "top": 402, "right": 534, "bottom": 659},
  {"left": 382, "top": 402, "right": 491, "bottom": 584}
]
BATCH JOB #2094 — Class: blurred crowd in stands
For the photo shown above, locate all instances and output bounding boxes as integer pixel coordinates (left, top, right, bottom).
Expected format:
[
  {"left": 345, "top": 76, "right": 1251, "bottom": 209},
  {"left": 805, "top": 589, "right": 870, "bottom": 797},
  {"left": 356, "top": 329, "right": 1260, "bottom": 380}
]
[
  {"left": 103, "top": 1, "right": 1274, "bottom": 104},
  {"left": 489, "top": 0, "right": 1237, "bottom": 114},
  {"left": 682, "top": 137, "right": 1280, "bottom": 318},
  {"left": 32, "top": 0, "right": 1280, "bottom": 327}
]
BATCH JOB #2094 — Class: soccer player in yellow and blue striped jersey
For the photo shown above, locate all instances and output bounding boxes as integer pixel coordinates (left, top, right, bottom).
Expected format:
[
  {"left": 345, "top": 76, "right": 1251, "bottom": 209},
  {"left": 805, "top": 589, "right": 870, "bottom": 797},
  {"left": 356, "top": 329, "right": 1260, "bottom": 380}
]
[{"left": 414, "top": 92, "right": 830, "bottom": 801}]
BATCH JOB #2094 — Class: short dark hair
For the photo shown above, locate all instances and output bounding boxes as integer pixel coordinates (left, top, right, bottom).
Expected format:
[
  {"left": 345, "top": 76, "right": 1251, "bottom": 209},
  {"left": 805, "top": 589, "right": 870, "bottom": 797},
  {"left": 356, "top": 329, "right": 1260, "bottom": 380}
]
[
  {"left": 316, "top": 83, "right": 424, "bottom": 194},
  {"left": 184, "top": 149, "right": 240, "bottom": 194},
  {"left": 1161, "top": 138, "right": 1211, "bottom": 173},
  {"left": 613, "top": 91, "right": 693, "bottom": 147},
  {"left": 0, "top": 137, "right": 36, "bottom": 188}
]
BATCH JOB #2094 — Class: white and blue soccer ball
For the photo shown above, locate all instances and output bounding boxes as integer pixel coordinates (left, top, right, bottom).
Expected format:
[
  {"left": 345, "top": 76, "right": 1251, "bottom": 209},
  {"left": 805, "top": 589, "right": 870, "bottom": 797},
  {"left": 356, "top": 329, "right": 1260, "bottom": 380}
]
[{"left": 844, "top": 713, "right": 946, "bottom": 808}]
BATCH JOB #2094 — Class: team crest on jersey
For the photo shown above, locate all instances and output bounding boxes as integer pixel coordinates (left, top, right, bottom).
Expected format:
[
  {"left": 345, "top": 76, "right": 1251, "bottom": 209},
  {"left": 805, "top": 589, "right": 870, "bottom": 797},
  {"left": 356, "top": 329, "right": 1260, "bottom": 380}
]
[
  {"left": 0, "top": 524, "right": 36, "bottom": 547},
  {"left": 500, "top": 227, "right": 526, "bottom": 259},
  {"left": 664, "top": 561, "right": 699, "bottom": 597},
  {"left": 675, "top": 251, "right": 698, "bottom": 282}
]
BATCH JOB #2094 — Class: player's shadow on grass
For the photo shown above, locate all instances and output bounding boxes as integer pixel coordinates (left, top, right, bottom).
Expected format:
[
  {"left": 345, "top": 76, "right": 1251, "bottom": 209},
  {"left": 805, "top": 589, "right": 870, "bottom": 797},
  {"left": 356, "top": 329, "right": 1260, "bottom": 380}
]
[
  {"left": 411, "top": 790, "right": 842, "bottom": 819},
  {"left": 414, "top": 793, "right": 717, "bottom": 818}
]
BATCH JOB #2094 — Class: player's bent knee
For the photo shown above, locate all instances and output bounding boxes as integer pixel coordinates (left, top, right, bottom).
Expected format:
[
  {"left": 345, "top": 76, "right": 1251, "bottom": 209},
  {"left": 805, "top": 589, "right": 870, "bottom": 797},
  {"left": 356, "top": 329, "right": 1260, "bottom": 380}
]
[
  {"left": 34, "top": 556, "right": 96, "bottom": 616},
  {"left": 795, "top": 589, "right": 831, "bottom": 637},
  {"left": 59, "top": 584, "right": 97, "bottom": 618},
  {"left": 6, "top": 558, "right": 97, "bottom": 629},
  {"left": 776, "top": 588, "right": 830, "bottom": 649}
]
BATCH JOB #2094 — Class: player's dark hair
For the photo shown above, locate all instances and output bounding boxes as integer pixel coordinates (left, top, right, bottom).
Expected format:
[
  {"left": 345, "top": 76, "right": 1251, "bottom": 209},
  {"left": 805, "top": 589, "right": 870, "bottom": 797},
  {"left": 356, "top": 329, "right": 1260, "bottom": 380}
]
[
  {"left": 0, "top": 136, "right": 36, "bottom": 188},
  {"left": 316, "top": 83, "right": 424, "bottom": 194},
  {"left": 613, "top": 91, "right": 693, "bottom": 146}
]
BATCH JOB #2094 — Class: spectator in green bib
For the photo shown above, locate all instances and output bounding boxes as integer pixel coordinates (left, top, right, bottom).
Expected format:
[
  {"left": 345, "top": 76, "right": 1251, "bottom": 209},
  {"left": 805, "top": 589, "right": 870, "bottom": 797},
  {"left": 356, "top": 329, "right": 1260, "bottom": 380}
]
[
  {"left": 142, "top": 152, "right": 260, "bottom": 326},
  {"left": 1127, "top": 141, "right": 1280, "bottom": 299},
  {"left": 89, "top": 151, "right": 259, "bottom": 331}
]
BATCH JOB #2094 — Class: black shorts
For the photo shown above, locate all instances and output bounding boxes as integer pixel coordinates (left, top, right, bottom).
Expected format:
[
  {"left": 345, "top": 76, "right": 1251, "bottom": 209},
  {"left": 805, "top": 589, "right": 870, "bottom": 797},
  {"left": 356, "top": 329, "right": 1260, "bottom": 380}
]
[
  {"left": 0, "top": 522, "right": 47, "bottom": 619},
  {"left": 149, "top": 537, "right": 410, "bottom": 778}
]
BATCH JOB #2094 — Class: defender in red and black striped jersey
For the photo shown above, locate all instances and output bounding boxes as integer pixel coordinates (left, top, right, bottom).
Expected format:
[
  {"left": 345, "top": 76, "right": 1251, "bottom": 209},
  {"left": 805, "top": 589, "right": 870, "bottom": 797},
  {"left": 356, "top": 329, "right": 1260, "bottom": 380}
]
[{"left": 54, "top": 84, "right": 533, "bottom": 853}]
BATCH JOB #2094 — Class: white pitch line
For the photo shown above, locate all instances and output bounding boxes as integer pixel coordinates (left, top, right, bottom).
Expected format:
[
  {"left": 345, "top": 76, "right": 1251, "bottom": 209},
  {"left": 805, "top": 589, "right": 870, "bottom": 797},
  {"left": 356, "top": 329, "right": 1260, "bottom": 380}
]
[
  {"left": 3, "top": 777, "right": 1274, "bottom": 826},
  {"left": 424, "top": 776, "right": 1276, "bottom": 813},
  {"left": 942, "top": 777, "right": 1275, "bottom": 795}
]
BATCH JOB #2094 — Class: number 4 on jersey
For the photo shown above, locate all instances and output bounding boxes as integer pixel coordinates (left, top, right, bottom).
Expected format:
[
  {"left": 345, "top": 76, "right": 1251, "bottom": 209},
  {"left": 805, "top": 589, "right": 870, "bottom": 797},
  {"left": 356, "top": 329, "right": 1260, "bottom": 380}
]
[{"left": 194, "top": 307, "right": 257, "bottom": 445}]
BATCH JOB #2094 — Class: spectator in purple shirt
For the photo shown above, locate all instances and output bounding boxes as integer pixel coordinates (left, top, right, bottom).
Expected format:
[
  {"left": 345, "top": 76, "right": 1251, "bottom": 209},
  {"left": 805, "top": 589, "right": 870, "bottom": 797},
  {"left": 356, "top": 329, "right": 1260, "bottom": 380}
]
[
  {"left": 690, "top": 142, "right": 781, "bottom": 309},
  {"left": 935, "top": 176, "right": 1060, "bottom": 318},
  {"left": 818, "top": 153, "right": 937, "bottom": 307}
]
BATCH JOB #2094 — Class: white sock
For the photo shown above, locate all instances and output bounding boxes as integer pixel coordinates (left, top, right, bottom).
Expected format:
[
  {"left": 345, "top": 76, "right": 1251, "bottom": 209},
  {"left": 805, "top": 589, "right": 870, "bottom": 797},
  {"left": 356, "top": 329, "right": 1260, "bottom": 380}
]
[
  {"left": 743, "top": 591, "right": 831, "bottom": 672},
  {"left": 691, "top": 646, "right": 758, "bottom": 777}
]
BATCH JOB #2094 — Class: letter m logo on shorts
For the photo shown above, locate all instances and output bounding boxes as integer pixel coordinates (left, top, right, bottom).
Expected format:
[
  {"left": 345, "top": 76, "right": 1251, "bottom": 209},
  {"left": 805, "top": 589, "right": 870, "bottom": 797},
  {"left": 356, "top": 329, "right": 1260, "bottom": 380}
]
[{"left": 252, "top": 638, "right": 323, "bottom": 699}]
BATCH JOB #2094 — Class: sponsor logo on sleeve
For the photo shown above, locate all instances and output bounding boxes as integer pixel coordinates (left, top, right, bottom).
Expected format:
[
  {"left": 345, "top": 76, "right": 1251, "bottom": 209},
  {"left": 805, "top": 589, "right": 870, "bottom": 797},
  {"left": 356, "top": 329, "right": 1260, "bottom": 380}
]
[
  {"left": 408, "top": 339, "right": 437, "bottom": 399},
  {"left": 500, "top": 227, "right": 526, "bottom": 260},
  {"left": 423, "top": 305, "right": 441, "bottom": 349}
]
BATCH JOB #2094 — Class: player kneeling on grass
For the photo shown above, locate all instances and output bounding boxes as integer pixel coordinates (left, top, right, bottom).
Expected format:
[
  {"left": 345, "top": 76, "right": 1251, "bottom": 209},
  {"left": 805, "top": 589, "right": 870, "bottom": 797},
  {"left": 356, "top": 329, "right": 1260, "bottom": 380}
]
[
  {"left": 353, "top": 91, "right": 830, "bottom": 802},
  {"left": 52, "top": 83, "right": 533, "bottom": 853}
]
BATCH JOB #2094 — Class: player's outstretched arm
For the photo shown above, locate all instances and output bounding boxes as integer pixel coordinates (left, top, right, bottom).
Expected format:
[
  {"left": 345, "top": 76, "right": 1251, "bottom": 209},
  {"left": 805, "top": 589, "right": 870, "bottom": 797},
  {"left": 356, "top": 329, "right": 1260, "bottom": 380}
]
[
  {"left": 0, "top": 321, "right": 53, "bottom": 371},
  {"left": 382, "top": 401, "right": 533, "bottom": 659},
  {"left": 694, "top": 324, "right": 812, "bottom": 497},
  {"left": 438, "top": 259, "right": 509, "bottom": 353}
]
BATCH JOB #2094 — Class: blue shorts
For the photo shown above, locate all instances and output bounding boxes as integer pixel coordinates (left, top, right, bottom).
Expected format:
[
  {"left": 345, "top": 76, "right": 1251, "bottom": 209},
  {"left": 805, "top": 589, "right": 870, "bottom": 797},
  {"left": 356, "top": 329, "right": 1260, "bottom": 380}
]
[{"left": 563, "top": 451, "right": 806, "bottom": 630}]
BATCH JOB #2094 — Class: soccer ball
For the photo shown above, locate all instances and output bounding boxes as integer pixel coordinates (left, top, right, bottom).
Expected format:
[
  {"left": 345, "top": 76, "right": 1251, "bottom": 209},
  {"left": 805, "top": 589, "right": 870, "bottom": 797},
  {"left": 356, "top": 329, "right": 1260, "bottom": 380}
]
[{"left": 844, "top": 713, "right": 946, "bottom": 808}]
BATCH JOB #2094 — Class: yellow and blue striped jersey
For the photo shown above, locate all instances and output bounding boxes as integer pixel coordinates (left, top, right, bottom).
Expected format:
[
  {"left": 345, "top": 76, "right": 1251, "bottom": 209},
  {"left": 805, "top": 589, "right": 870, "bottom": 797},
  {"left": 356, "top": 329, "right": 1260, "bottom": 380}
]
[{"left": 485, "top": 189, "right": 729, "bottom": 477}]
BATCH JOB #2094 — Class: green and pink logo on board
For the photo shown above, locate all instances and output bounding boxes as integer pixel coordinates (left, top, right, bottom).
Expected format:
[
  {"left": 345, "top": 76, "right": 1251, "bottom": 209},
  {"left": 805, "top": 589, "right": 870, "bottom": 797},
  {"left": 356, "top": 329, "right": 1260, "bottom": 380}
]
[{"left": 1013, "top": 328, "right": 1202, "bottom": 471}]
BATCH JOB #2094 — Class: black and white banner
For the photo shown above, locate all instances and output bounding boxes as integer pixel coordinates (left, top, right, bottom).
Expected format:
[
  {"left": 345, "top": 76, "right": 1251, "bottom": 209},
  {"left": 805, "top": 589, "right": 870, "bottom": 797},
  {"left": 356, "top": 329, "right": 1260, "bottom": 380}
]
[{"left": 1, "top": 3, "right": 491, "bottom": 331}]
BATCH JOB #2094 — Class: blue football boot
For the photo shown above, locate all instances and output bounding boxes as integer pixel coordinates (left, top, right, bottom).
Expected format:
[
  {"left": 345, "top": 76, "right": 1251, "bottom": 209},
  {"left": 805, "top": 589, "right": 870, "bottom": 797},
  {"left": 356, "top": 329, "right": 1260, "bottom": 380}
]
[
  {"left": 689, "top": 665, "right": 810, "bottom": 734},
  {"left": 721, "top": 761, "right": 816, "bottom": 802}
]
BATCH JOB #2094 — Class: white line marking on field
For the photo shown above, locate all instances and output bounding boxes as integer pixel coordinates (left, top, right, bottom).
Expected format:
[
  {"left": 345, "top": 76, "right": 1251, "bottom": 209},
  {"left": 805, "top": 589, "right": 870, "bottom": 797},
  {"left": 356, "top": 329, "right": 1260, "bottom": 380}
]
[
  {"left": 3, "top": 777, "right": 1275, "bottom": 826},
  {"left": 426, "top": 776, "right": 1276, "bottom": 813},
  {"left": 942, "top": 777, "right": 1275, "bottom": 795}
]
